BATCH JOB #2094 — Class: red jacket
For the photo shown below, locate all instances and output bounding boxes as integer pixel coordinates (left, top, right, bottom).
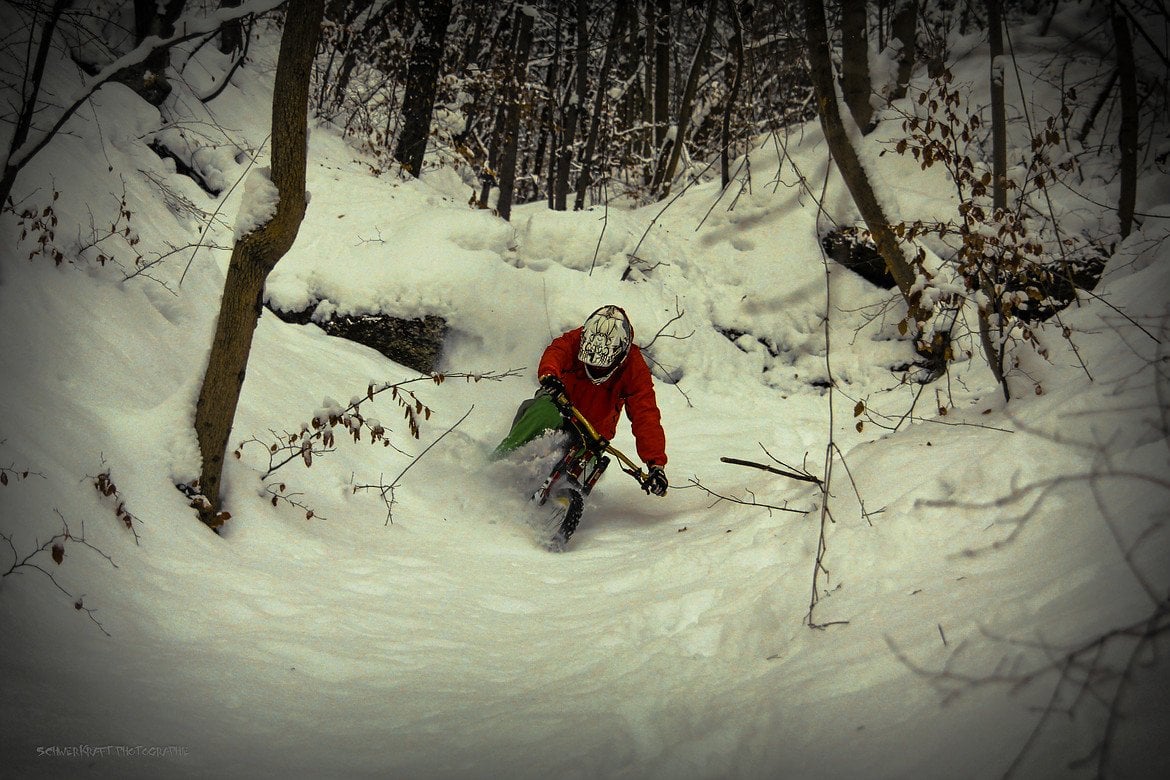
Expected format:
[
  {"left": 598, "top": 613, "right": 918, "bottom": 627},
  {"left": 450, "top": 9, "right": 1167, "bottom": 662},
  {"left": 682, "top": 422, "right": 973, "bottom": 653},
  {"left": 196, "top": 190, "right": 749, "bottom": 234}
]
[{"left": 539, "top": 328, "right": 667, "bottom": 467}]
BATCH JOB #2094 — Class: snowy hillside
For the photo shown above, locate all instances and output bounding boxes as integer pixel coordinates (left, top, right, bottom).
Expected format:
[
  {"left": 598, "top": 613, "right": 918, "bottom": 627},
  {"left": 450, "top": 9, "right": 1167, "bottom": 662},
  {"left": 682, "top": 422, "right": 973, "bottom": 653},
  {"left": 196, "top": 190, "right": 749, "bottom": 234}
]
[{"left": 2, "top": 7, "right": 1168, "bottom": 780}]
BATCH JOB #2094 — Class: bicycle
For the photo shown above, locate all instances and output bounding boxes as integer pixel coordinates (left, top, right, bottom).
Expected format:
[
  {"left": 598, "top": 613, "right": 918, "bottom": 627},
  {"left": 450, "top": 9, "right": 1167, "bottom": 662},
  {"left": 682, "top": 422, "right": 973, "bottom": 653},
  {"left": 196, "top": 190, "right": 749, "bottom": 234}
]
[{"left": 531, "top": 389, "right": 651, "bottom": 551}]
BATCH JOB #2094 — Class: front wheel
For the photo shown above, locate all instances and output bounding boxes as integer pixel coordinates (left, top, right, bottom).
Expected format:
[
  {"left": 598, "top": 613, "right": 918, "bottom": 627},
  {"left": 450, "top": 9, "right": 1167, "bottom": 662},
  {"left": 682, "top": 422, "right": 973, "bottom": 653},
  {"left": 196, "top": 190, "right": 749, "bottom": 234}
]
[{"left": 543, "top": 487, "right": 584, "bottom": 552}]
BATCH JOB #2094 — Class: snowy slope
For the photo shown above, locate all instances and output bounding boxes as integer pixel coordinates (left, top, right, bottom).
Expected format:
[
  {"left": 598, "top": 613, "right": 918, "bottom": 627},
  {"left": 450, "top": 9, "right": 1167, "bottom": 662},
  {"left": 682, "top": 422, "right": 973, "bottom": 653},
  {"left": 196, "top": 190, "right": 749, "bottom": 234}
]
[{"left": 2, "top": 9, "right": 1168, "bottom": 780}]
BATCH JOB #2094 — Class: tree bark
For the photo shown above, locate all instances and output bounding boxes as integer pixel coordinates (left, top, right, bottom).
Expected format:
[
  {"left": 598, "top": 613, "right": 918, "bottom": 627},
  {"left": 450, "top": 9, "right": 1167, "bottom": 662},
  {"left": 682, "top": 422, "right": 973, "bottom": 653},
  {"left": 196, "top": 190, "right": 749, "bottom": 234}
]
[
  {"left": 653, "top": 0, "right": 717, "bottom": 199},
  {"left": 988, "top": 0, "right": 1007, "bottom": 214},
  {"left": 0, "top": 0, "right": 68, "bottom": 211},
  {"left": 127, "top": 0, "right": 187, "bottom": 105},
  {"left": 193, "top": 0, "right": 325, "bottom": 529},
  {"left": 574, "top": 6, "right": 625, "bottom": 210},
  {"left": 653, "top": 0, "right": 671, "bottom": 149},
  {"left": 497, "top": 8, "right": 535, "bottom": 221},
  {"left": 553, "top": 0, "right": 588, "bottom": 210},
  {"left": 394, "top": 0, "right": 453, "bottom": 177},
  {"left": 983, "top": 0, "right": 1010, "bottom": 398},
  {"left": 1112, "top": 2, "right": 1137, "bottom": 240},
  {"left": 544, "top": 3, "right": 564, "bottom": 208},
  {"left": 840, "top": 0, "right": 874, "bottom": 132},
  {"left": 803, "top": 0, "right": 929, "bottom": 329},
  {"left": 721, "top": 0, "right": 745, "bottom": 190},
  {"left": 889, "top": 0, "right": 915, "bottom": 101},
  {"left": 218, "top": 0, "right": 244, "bottom": 55}
]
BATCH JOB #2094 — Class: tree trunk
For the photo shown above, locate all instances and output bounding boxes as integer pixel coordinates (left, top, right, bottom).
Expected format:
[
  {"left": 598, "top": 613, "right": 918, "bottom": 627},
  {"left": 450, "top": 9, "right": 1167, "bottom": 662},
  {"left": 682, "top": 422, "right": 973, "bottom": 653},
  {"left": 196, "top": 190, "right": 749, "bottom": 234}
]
[
  {"left": 394, "top": 0, "right": 453, "bottom": 177},
  {"left": 316, "top": 0, "right": 378, "bottom": 113},
  {"left": 654, "top": 0, "right": 717, "bottom": 199},
  {"left": 574, "top": 6, "right": 625, "bottom": 210},
  {"left": 478, "top": 14, "right": 517, "bottom": 208},
  {"left": 0, "top": 0, "right": 68, "bottom": 212},
  {"left": 553, "top": 0, "right": 588, "bottom": 210},
  {"left": 640, "top": 0, "right": 656, "bottom": 186},
  {"left": 983, "top": 0, "right": 1009, "bottom": 399},
  {"left": 988, "top": 0, "right": 1007, "bottom": 214},
  {"left": 721, "top": 0, "right": 745, "bottom": 190},
  {"left": 127, "top": 0, "right": 187, "bottom": 105},
  {"left": 545, "top": 3, "right": 563, "bottom": 209},
  {"left": 193, "top": 0, "right": 325, "bottom": 529},
  {"left": 218, "top": 0, "right": 244, "bottom": 55},
  {"left": 803, "top": 0, "right": 929, "bottom": 330},
  {"left": 543, "top": 3, "right": 564, "bottom": 208},
  {"left": 840, "top": 0, "right": 874, "bottom": 132},
  {"left": 497, "top": 8, "right": 535, "bottom": 221},
  {"left": 889, "top": 0, "right": 915, "bottom": 101},
  {"left": 1112, "top": 2, "right": 1137, "bottom": 240},
  {"left": 653, "top": 0, "right": 671, "bottom": 149}
]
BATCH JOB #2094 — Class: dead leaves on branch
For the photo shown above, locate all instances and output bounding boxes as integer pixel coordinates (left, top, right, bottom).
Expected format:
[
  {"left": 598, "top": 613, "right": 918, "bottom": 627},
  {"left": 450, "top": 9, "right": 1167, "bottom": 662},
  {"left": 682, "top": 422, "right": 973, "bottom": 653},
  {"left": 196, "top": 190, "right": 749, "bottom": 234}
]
[
  {"left": 235, "top": 369, "right": 521, "bottom": 479},
  {"left": 231, "top": 369, "right": 521, "bottom": 522}
]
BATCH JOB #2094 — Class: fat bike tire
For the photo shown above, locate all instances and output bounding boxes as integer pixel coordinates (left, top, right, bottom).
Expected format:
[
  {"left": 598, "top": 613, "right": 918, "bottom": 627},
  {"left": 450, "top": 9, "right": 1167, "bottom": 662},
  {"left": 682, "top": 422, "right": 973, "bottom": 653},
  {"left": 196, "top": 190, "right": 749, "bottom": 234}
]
[{"left": 544, "top": 488, "right": 585, "bottom": 552}]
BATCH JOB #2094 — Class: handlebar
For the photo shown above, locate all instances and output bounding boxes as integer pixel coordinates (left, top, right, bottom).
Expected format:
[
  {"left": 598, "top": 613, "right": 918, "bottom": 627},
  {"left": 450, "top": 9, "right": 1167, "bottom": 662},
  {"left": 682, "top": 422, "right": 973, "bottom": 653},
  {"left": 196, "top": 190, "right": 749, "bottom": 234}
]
[{"left": 549, "top": 390, "right": 649, "bottom": 487}]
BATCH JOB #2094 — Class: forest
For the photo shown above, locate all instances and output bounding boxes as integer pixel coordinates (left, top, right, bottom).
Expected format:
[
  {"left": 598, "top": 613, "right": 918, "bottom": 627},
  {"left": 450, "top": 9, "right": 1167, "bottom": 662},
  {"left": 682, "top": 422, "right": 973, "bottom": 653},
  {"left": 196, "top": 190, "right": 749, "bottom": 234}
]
[{"left": 2, "top": 0, "right": 1168, "bottom": 777}]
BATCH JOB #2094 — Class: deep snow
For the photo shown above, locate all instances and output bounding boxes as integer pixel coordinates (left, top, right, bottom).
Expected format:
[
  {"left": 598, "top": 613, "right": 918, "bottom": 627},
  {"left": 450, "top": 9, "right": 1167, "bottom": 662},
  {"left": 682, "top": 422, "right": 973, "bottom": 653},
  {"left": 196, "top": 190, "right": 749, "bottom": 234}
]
[{"left": 1, "top": 7, "right": 1168, "bottom": 779}]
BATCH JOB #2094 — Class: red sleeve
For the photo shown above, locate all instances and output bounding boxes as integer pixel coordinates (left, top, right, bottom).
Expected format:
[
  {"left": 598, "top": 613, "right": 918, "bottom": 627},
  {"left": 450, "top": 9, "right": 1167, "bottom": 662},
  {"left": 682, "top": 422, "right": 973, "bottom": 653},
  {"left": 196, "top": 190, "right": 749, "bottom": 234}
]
[
  {"left": 623, "top": 347, "right": 667, "bottom": 467},
  {"left": 538, "top": 329, "right": 579, "bottom": 380}
]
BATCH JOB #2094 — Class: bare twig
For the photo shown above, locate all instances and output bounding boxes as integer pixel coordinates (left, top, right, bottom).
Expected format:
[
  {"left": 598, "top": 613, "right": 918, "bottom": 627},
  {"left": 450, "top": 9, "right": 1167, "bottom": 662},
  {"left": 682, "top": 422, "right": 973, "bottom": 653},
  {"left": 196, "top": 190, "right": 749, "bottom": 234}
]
[
  {"left": 1, "top": 511, "right": 117, "bottom": 636},
  {"left": 639, "top": 297, "right": 694, "bottom": 351},
  {"left": 263, "top": 482, "right": 326, "bottom": 521},
  {"left": 353, "top": 405, "right": 475, "bottom": 525},
  {"left": 683, "top": 477, "right": 812, "bottom": 515}
]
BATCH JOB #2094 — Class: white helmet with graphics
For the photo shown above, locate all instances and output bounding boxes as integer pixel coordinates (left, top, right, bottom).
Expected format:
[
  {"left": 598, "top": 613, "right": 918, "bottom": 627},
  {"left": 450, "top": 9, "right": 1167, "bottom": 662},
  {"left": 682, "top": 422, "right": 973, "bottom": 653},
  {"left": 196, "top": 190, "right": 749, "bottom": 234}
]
[{"left": 578, "top": 305, "right": 633, "bottom": 384}]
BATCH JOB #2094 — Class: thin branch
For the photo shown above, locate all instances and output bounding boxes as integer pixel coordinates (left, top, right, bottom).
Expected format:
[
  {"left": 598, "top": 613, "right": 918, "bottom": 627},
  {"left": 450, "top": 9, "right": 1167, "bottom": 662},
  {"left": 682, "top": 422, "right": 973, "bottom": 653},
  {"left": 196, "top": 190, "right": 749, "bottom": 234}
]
[
  {"left": 682, "top": 477, "right": 812, "bottom": 515},
  {"left": 353, "top": 405, "right": 475, "bottom": 525},
  {"left": 1, "top": 512, "right": 117, "bottom": 636},
  {"left": 720, "top": 456, "right": 822, "bottom": 485}
]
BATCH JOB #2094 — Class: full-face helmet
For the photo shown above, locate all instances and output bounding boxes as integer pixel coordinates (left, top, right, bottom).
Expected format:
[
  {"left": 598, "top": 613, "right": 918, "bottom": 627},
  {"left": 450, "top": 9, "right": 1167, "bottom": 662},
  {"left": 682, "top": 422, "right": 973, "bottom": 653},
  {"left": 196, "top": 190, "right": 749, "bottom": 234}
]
[{"left": 578, "top": 305, "right": 633, "bottom": 384}]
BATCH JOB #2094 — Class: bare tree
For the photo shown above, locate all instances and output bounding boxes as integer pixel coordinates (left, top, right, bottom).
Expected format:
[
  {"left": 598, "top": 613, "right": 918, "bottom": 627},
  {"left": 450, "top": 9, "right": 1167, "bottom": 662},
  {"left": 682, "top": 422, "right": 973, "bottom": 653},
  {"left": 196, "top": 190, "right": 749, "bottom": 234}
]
[
  {"left": 121, "top": 0, "right": 187, "bottom": 105},
  {"left": 574, "top": 5, "right": 626, "bottom": 210},
  {"left": 840, "top": 0, "right": 874, "bottom": 132},
  {"left": 1112, "top": 1, "right": 1137, "bottom": 240},
  {"left": 721, "top": 0, "right": 746, "bottom": 190},
  {"left": 553, "top": 0, "right": 589, "bottom": 210},
  {"left": 888, "top": 0, "right": 916, "bottom": 101},
  {"left": 497, "top": 7, "right": 536, "bottom": 221},
  {"left": 0, "top": 0, "right": 68, "bottom": 210},
  {"left": 1, "top": 0, "right": 283, "bottom": 211},
  {"left": 653, "top": 0, "right": 671, "bottom": 150},
  {"left": 395, "top": 0, "right": 454, "bottom": 178},
  {"left": 803, "top": 0, "right": 931, "bottom": 331},
  {"left": 652, "top": 0, "right": 718, "bottom": 199},
  {"left": 192, "top": 0, "right": 325, "bottom": 529},
  {"left": 988, "top": 0, "right": 1007, "bottom": 214},
  {"left": 983, "top": 0, "right": 1010, "bottom": 397}
]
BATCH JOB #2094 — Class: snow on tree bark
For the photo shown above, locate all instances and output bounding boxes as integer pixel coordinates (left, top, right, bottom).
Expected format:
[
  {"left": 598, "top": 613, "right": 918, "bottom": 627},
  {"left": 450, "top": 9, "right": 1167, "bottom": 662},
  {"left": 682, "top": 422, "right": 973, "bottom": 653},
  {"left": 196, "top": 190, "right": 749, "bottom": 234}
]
[{"left": 193, "top": 0, "right": 325, "bottom": 529}]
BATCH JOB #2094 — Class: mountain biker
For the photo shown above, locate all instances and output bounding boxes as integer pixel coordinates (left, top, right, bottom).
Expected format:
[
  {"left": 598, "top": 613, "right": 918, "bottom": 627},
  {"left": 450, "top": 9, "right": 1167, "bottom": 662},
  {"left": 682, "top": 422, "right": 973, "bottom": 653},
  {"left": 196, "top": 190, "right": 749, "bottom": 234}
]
[{"left": 493, "top": 305, "right": 668, "bottom": 497}]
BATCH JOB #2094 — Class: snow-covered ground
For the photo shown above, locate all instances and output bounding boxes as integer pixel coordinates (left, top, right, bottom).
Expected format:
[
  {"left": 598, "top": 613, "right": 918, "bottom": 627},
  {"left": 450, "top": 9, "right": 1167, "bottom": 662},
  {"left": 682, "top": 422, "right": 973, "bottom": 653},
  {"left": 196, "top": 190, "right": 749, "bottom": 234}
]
[{"left": 2, "top": 9, "right": 1168, "bottom": 779}]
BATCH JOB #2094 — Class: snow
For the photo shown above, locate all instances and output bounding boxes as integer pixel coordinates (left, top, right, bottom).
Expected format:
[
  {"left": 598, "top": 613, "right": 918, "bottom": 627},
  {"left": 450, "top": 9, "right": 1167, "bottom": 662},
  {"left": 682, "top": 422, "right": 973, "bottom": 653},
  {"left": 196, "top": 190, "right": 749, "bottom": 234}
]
[
  {"left": 234, "top": 166, "right": 280, "bottom": 239},
  {"left": 2, "top": 8, "right": 1168, "bottom": 780}
]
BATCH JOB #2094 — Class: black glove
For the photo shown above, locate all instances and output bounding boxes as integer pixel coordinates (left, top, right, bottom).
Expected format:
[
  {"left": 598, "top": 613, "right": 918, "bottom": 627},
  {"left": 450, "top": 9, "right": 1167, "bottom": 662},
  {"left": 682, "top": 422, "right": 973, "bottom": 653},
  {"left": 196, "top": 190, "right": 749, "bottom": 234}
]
[
  {"left": 644, "top": 465, "right": 668, "bottom": 497},
  {"left": 539, "top": 374, "right": 567, "bottom": 400}
]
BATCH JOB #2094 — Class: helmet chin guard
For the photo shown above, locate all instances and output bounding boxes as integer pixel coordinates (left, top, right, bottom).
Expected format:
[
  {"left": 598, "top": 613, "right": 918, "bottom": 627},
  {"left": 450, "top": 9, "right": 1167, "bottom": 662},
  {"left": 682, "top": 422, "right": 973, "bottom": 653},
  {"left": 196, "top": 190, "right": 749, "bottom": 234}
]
[{"left": 578, "top": 306, "right": 632, "bottom": 384}]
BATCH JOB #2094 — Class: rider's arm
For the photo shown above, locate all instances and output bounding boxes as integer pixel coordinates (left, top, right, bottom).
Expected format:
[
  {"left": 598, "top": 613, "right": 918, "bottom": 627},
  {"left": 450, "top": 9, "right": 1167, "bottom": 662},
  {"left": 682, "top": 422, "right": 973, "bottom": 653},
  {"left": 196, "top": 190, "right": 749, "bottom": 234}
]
[
  {"left": 622, "top": 347, "right": 668, "bottom": 468},
  {"left": 538, "top": 329, "right": 579, "bottom": 383}
]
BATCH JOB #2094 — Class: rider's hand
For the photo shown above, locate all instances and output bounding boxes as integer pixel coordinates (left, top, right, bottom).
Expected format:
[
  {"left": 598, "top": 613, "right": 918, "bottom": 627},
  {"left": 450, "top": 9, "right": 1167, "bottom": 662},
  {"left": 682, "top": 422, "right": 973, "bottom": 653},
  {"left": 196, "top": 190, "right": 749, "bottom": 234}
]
[
  {"left": 539, "top": 374, "right": 567, "bottom": 400},
  {"left": 644, "top": 465, "right": 668, "bottom": 497}
]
